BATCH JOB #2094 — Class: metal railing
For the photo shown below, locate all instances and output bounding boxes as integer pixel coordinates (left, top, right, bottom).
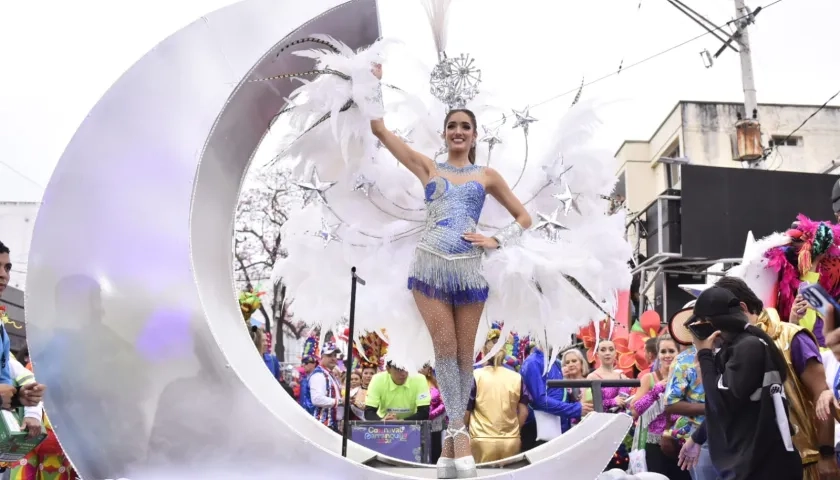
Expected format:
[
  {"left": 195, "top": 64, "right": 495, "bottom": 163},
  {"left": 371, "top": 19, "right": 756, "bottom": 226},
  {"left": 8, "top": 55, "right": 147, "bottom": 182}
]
[{"left": 546, "top": 379, "right": 641, "bottom": 412}]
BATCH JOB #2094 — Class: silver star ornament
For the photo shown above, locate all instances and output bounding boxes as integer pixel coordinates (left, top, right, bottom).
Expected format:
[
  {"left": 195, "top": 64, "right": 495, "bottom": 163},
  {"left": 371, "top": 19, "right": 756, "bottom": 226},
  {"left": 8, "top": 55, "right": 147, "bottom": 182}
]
[
  {"left": 552, "top": 183, "right": 575, "bottom": 216},
  {"left": 480, "top": 125, "right": 503, "bottom": 150},
  {"left": 393, "top": 128, "right": 413, "bottom": 144},
  {"left": 314, "top": 218, "right": 341, "bottom": 247},
  {"left": 294, "top": 168, "right": 336, "bottom": 207},
  {"left": 353, "top": 175, "right": 375, "bottom": 197},
  {"left": 512, "top": 107, "right": 538, "bottom": 133},
  {"left": 378, "top": 128, "right": 413, "bottom": 150},
  {"left": 533, "top": 207, "right": 568, "bottom": 240}
]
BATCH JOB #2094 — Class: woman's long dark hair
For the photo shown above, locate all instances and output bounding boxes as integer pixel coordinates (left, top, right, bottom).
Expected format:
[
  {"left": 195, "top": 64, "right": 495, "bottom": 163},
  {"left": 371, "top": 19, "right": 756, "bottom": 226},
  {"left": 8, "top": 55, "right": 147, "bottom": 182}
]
[{"left": 444, "top": 108, "right": 478, "bottom": 165}]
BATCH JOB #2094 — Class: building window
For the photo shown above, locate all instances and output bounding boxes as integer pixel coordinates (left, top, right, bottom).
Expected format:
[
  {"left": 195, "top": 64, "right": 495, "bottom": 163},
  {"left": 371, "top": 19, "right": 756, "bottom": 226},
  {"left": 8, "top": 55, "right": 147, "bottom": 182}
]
[
  {"left": 769, "top": 135, "right": 802, "bottom": 147},
  {"left": 662, "top": 141, "right": 682, "bottom": 188},
  {"left": 669, "top": 163, "right": 681, "bottom": 187}
]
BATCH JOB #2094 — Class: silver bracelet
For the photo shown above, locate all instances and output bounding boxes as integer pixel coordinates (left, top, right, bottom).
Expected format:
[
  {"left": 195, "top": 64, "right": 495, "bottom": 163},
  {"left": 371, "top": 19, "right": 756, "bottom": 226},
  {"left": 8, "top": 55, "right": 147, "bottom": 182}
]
[
  {"left": 370, "top": 83, "right": 384, "bottom": 108},
  {"left": 491, "top": 222, "right": 524, "bottom": 248}
]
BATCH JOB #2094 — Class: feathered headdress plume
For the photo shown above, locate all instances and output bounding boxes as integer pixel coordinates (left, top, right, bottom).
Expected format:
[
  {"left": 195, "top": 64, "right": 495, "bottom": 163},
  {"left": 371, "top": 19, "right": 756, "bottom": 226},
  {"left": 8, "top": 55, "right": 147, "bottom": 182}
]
[
  {"left": 301, "top": 331, "right": 320, "bottom": 364},
  {"left": 352, "top": 330, "right": 389, "bottom": 371},
  {"left": 764, "top": 214, "right": 840, "bottom": 321},
  {"left": 421, "top": 0, "right": 454, "bottom": 58}
]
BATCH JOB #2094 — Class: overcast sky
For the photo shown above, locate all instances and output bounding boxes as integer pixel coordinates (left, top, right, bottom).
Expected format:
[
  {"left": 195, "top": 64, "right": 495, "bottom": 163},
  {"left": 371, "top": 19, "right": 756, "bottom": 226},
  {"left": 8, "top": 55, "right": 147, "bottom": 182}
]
[{"left": 1, "top": 0, "right": 838, "bottom": 202}]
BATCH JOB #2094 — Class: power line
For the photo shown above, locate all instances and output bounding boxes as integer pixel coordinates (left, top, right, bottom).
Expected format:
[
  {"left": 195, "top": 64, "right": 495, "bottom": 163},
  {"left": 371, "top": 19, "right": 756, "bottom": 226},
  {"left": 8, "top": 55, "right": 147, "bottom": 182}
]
[
  {"left": 488, "top": 0, "right": 784, "bottom": 125},
  {"left": 0, "top": 160, "right": 44, "bottom": 190},
  {"left": 777, "top": 88, "right": 840, "bottom": 146},
  {"left": 761, "top": 87, "right": 840, "bottom": 162}
]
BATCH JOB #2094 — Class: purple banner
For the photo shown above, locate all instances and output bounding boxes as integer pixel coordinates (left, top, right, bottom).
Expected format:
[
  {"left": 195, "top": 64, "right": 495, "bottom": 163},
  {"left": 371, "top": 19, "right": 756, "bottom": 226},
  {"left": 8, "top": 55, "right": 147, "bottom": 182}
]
[{"left": 350, "top": 422, "right": 427, "bottom": 463}]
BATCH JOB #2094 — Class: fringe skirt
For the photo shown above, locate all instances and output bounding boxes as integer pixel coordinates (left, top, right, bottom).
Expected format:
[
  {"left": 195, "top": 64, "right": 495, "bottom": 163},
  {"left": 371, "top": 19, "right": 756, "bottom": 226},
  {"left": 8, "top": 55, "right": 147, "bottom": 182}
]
[{"left": 407, "top": 247, "right": 489, "bottom": 306}]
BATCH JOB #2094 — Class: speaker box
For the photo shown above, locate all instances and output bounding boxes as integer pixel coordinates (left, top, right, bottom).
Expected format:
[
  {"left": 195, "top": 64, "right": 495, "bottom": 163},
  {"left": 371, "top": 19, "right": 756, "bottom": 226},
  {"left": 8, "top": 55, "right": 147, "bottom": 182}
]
[
  {"left": 654, "top": 271, "right": 706, "bottom": 323},
  {"left": 645, "top": 189, "right": 682, "bottom": 259}
]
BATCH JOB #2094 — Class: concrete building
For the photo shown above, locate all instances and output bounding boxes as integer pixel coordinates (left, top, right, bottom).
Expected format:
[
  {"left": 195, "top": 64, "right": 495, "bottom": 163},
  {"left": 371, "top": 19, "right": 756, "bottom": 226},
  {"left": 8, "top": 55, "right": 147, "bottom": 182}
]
[{"left": 615, "top": 100, "right": 840, "bottom": 217}]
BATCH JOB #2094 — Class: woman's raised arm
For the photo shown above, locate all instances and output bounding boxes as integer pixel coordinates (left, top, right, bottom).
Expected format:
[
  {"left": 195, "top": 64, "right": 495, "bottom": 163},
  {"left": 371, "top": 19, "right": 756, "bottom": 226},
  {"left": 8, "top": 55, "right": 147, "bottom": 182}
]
[{"left": 370, "top": 64, "right": 434, "bottom": 183}]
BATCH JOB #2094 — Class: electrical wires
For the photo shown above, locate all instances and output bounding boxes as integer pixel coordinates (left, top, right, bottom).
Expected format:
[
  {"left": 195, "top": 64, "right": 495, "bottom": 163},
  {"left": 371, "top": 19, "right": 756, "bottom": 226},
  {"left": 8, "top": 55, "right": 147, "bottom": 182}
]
[
  {"left": 486, "top": 0, "right": 785, "bottom": 126},
  {"left": 0, "top": 160, "right": 44, "bottom": 191},
  {"left": 760, "top": 87, "right": 840, "bottom": 168},
  {"left": 774, "top": 88, "right": 840, "bottom": 149}
]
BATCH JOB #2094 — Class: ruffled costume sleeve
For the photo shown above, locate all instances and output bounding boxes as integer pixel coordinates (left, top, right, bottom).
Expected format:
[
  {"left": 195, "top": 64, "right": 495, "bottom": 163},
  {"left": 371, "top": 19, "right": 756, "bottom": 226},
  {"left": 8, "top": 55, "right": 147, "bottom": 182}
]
[
  {"left": 634, "top": 383, "right": 665, "bottom": 416},
  {"left": 601, "top": 386, "right": 632, "bottom": 410}
]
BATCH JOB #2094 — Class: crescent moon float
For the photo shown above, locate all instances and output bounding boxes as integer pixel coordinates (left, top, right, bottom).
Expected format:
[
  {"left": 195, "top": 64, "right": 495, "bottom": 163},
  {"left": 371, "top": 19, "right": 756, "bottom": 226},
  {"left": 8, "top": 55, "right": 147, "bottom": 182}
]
[{"left": 25, "top": 0, "right": 633, "bottom": 478}]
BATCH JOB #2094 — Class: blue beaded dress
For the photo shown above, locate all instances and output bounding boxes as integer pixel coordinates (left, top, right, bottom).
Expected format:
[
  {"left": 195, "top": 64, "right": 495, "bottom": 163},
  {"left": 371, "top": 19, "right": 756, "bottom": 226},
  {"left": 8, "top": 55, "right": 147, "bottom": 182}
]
[{"left": 407, "top": 162, "right": 490, "bottom": 306}]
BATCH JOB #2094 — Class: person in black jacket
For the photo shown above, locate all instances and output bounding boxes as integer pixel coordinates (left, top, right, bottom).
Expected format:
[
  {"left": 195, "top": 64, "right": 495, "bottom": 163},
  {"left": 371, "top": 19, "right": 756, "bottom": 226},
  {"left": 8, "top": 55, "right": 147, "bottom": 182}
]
[{"left": 680, "top": 287, "right": 802, "bottom": 480}]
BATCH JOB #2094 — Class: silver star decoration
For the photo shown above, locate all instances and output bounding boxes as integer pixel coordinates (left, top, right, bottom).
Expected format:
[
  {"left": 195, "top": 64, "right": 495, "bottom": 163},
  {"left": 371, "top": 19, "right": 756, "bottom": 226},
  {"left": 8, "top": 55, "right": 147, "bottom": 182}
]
[
  {"left": 314, "top": 218, "right": 341, "bottom": 247},
  {"left": 552, "top": 183, "right": 575, "bottom": 216},
  {"left": 353, "top": 175, "right": 375, "bottom": 197},
  {"left": 376, "top": 128, "right": 414, "bottom": 150},
  {"left": 434, "top": 129, "right": 448, "bottom": 158},
  {"left": 512, "top": 107, "right": 538, "bottom": 134},
  {"left": 480, "top": 125, "right": 503, "bottom": 150},
  {"left": 533, "top": 208, "right": 568, "bottom": 241},
  {"left": 393, "top": 128, "right": 413, "bottom": 144},
  {"left": 294, "top": 168, "right": 336, "bottom": 207},
  {"left": 542, "top": 155, "right": 573, "bottom": 185}
]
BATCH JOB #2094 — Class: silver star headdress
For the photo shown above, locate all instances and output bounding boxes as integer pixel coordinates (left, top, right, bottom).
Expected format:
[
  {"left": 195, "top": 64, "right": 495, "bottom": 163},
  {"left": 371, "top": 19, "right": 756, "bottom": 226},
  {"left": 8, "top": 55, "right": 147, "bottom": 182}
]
[{"left": 430, "top": 52, "right": 482, "bottom": 110}]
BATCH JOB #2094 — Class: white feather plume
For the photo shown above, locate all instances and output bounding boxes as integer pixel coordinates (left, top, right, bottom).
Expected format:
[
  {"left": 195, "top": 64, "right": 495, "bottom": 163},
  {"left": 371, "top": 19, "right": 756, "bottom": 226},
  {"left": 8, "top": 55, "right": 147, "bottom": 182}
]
[{"left": 421, "top": 0, "right": 455, "bottom": 55}]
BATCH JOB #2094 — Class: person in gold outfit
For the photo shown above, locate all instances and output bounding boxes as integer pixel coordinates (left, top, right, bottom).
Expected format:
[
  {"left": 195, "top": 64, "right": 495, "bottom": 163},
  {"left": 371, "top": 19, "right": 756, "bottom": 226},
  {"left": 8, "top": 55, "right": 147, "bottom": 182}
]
[
  {"left": 688, "top": 277, "right": 840, "bottom": 480},
  {"left": 465, "top": 346, "right": 530, "bottom": 463}
]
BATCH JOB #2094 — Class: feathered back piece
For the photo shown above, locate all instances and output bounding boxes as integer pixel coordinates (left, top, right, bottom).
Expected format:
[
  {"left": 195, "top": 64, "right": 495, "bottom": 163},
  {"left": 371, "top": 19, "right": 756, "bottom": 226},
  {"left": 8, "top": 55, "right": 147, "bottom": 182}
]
[{"left": 765, "top": 214, "right": 840, "bottom": 320}]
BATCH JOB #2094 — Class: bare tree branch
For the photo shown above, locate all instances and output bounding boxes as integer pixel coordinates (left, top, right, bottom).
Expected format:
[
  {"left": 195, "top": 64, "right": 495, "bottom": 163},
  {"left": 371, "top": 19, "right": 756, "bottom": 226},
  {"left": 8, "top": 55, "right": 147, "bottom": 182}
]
[{"left": 233, "top": 168, "right": 305, "bottom": 362}]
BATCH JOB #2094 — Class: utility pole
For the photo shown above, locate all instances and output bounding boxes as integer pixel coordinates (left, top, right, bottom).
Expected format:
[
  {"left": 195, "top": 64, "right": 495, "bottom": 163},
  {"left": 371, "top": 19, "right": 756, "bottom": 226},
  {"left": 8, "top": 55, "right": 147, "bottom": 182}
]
[
  {"left": 666, "top": 0, "right": 766, "bottom": 167},
  {"left": 731, "top": 0, "right": 763, "bottom": 168},
  {"left": 734, "top": 0, "right": 758, "bottom": 122}
]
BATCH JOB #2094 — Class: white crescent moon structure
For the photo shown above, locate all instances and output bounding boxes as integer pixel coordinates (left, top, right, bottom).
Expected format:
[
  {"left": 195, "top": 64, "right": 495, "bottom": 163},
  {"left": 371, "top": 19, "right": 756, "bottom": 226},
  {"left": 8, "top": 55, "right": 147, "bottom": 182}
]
[{"left": 25, "top": 0, "right": 634, "bottom": 478}]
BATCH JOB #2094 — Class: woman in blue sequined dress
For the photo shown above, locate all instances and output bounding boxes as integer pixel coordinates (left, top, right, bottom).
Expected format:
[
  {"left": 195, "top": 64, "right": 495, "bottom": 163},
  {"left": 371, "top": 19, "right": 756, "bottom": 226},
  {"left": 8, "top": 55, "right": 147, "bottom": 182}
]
[{"left": 370, "top": 65, "right": 532, "bottom": 479}]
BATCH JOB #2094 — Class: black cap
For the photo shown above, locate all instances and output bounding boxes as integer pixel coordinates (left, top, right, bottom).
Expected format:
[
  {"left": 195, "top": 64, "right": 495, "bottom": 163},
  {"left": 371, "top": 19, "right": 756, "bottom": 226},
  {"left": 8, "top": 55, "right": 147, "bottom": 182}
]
[{"left": 689, "top": 286, "right": 742, "bottom": 324}]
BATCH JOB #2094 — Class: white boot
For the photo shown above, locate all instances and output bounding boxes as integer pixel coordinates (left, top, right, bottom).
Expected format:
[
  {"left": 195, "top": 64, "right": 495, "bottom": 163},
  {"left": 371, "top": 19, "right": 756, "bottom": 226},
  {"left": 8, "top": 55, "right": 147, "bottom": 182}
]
[
  {"left": 436, "top": 456, "right": 456, "bottom": 479},
  {"left": 446, "top": 426, "right": 477, "bottom": 478}
]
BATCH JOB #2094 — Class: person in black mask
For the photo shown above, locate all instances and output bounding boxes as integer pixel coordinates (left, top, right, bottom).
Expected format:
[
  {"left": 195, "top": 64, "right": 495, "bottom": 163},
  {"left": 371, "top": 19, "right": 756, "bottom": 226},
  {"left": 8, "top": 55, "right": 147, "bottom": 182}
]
[{"left": 678, "top": 286, "right": 802, "bottom": 480}]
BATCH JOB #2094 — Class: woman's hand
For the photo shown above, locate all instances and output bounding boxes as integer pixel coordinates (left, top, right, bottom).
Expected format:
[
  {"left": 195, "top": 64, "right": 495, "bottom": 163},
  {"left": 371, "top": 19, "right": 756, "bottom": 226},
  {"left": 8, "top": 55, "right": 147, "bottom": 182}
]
[
  {"left": 372, "top": 63, "right": 382, "bottom": 80},
  {"left": 463, "top": 233, "right": 499, "bottom": 249}
]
